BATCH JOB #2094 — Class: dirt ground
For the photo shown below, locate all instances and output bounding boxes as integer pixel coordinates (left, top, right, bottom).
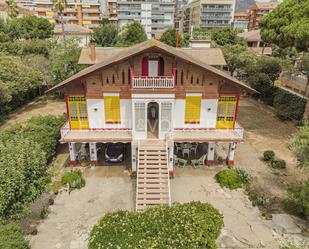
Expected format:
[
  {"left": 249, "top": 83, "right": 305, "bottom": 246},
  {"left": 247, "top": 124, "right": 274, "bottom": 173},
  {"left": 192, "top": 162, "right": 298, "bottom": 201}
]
[
  {"left": 28, "top": 166, "right": 134, "bottom": 249},
  {"left": 0, "top": 96, "right": 66, "bottom": 130},
  {"left": 237, "top": 98, "right": 309, "bottom": 199}
]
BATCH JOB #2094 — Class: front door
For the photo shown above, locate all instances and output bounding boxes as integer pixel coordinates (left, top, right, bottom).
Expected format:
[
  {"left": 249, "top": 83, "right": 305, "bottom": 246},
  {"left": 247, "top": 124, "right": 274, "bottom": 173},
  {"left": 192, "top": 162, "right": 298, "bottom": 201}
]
[
  {"left": 148, "top": 60, "right": 158, "bottom": 77},
  {"left": 147, "top": 102, "right": 159, "bottom": 138}
]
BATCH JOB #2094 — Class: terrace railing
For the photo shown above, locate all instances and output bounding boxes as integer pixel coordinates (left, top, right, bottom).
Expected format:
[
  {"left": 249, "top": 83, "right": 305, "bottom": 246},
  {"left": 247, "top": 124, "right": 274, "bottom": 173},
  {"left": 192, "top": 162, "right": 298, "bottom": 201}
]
[{"left": 132, "top": 76, "right": 174, "bottom": 89}]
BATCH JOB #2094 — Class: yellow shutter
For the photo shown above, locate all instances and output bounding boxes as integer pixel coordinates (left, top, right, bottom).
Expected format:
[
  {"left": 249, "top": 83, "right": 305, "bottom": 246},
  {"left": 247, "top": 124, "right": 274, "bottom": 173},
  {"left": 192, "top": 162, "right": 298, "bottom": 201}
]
[
  {"left": 67, "top": 96, "right": 88, "bottom": 129},
  {"left": 104, "top": 96, "right": 121, "bottom": 124},
  {"left": 216, "top": 96, "right": 237, "bottom": 129},
  {"left": 184, "top": 96, "right": 201, "bottom": 124}
]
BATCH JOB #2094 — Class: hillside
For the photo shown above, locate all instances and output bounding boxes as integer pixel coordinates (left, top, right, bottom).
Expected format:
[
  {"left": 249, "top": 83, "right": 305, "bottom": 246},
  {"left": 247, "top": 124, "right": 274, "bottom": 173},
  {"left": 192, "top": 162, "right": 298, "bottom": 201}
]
[{"left": 236, "top": 0, "right": 255, "bottom": 11}]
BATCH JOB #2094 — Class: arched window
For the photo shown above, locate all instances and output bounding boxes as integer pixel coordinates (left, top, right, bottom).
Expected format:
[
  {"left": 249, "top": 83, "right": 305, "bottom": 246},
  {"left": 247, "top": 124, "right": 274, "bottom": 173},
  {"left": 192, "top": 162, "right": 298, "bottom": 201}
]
[
  {"left": 180, "top": 70, "right": 183, "bottom": 85},
  {"left": 122, "top": 70, "right": 125, "bottom": 84},
  {"left": 196, "top": 77, "right": 199, "bottom": 84},
  {"left": 175, "top": 69, "right": 178, "bottom": 85},
  {"left": 106, "top": 77, "right": 109, "bottom": 84},
  {"left": 128, "top": 68, "right": 131, "bottom": 85},
  {"left": 112, "top": 74, "right": 115, "bottom": 84},
  {"left": 159, "top": 56, "right": 164, "bottom": 76},
  {"left": 190, "top": 75, "right": 193, "bottom": 84},
  {"left": 142, "top": 56, "right": 148, "bottom": 76}
]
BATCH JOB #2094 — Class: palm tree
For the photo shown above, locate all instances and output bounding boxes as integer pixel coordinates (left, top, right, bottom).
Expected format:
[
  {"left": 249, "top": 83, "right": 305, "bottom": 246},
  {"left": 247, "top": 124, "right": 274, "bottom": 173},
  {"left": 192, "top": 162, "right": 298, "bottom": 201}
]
[
  {"left": 5, "top": 0, "right": 19, "bottom": 19},
  {"left": 52, "top": 0, "right": 67, "bottom": 40}
]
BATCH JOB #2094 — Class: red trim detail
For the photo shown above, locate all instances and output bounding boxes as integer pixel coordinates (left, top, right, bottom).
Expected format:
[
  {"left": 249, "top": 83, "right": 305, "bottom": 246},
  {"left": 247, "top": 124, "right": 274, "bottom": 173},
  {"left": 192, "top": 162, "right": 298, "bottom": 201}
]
[
  {"left": 157, "top": 56, "right": 160, "bottom": 76},
  {"left": 227, "top": 160, "right": 234, "bottom": 166},
  {"left": 207, "top": 160, "right": 214, "bottom": 166},
  {"left": 169, "top": 171, "right": 175, "bottom": 178},
  {"left": 233, "top": 95, "right": 240, "bottom": 128},
  {"left": 91, "top": 160, "right": 99, "bottom": 166},
  {"left": 65, "top": 95, "right": 72, "bottom": 129},
  {"left": 70, "top": 160, "right": 77, "bottom": 166},
  {"left": 142, "top": 56, "right": 148, "bottom": 76}
]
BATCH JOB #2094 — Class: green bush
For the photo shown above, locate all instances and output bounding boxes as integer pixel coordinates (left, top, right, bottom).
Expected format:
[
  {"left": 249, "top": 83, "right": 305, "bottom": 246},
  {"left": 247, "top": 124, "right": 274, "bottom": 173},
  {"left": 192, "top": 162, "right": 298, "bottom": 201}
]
[
  {"left": 291, "top": 122, "right": 309, "bottom": 168},
  {"left": 0, "top": 222, "right": 30, "bottom": 249},
  {"left": 284, "top": 179, "right": 309, "bottom": 217},
  {"left": 273, "top": 89, "right": 307, "bottom": 121},
  {"left": 61, "top": 170, "right": 86, "bottom": 192},
  {"left": 89, "top": 202, "right": 224, "bottom": 249},
  {"left": 271, "top": 159, "right": 287, "bottom": 169},
  {"left": 263, "top": 150, "right": 275, "bottom": 161},
  {"left": 215, "top": 168, "right": 251, "bottom": 190},
  {"left": 0, "top": 115, "right": 65, "bottom": 222}
]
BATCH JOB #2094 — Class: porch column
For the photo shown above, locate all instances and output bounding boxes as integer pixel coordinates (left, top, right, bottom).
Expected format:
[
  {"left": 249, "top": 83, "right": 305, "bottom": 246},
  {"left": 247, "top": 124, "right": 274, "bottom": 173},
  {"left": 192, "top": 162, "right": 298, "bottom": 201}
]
[
  {"left": 207, "top": 142, "right": 215, "bottom": 166},
  {"left": 131, "top": 141, "right": 138, "bottom": 172},
  {"left": 69, "top": 142, "right": 77, "bottom": 166},
  {"left": 167, "top": 143, "right": 174, "bottom": 178},
  {"left": 227, "top": 142, "right": 237, "bottom": 165},
  {"left": 89, "top": 142, "right": 98, "bottom": 166}
]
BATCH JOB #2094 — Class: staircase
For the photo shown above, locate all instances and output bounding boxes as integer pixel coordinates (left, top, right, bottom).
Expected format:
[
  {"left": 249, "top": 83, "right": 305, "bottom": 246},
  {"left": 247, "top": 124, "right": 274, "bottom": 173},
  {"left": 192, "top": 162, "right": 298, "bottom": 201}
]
[{"left": 136, "top": 140, "right": 171, "bottom": 212}]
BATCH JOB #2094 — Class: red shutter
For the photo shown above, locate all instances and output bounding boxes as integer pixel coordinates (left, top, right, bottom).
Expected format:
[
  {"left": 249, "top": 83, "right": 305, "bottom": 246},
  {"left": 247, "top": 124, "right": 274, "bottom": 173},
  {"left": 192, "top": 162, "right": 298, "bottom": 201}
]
[{"left": 142, "top": 56, "right": 148, "bottom": 76}]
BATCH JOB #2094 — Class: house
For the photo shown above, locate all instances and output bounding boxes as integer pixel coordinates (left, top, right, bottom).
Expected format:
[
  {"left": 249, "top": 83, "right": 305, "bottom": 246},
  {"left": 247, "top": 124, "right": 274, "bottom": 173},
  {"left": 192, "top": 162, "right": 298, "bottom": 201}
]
[
  {"left": 238, "top": 29, "right": 272, "bottom": 55},
  {"left": 53, "top": 24, "right": 93, "bottom": 47},
  {"left": 47, "top": 40, "right": 256, "bottom": 210}
]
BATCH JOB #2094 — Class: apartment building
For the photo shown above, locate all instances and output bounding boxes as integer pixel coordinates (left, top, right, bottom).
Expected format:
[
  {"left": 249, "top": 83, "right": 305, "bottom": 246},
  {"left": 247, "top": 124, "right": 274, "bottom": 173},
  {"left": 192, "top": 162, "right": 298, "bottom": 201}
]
[
  {"left": 183, "top": 0, "right": 236, "bottom": 31},
  {"left": 232, "top": 11, "right": 248, "bottom": 31},
  {"left": 247, "top": 2, "right": 278, "bottom": 31},
  {"left": 33, "top": 0, "right": 103, "bottom": 28},
  {"left": 106, "top": 0, "right": 175, "bottom": 39},
  {"left": 1, "top": 0, "right": 37, "bottom": 19}
]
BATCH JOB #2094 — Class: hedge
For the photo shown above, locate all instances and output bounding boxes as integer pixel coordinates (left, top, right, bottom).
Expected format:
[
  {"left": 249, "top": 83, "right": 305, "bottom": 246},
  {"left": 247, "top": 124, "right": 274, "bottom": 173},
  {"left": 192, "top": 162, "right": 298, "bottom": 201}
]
[
  {"left": 0, "top": 115, "right": 65, "bottom": 222},
  {"left": 0, "top": 222, "right": 30, "bottom": 249},
  {"left": 273, "top": 89, "right": 307, "bottom": 121},
  {"left": 89, "top": 202, "right": 224, "bottom": 249},
  {"left": 215, "top": 168, "right": 252, "bottom": 190}
]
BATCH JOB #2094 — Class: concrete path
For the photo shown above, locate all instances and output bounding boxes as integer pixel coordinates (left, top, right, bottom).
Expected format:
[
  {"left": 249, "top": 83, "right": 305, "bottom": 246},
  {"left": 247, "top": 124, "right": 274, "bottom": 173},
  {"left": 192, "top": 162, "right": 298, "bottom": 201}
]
[
  {"left": 29, "top": 167, "right": 134, "bottom": 249},
  {"left": 171, "top": 167, "right": 280, "bottom": 249}
]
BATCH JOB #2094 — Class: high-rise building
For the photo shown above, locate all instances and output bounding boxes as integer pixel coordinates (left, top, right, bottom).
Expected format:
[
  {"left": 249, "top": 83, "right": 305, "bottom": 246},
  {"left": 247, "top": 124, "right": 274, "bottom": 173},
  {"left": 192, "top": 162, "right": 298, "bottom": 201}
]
[
  {"left": 33, "top": 0, "right": 103, "bottom": 28},
  {"left": 106, "top": 0, "right": 175, "bottom": 39},
  {"left": 183, "top": 0, "right": 236, "bottom": 31},
  {"left": 232, "top": 11, "right": 248, "bottom": 31},
  {"left": 247, "top": 2, "right": 278, "bottom": 31}
]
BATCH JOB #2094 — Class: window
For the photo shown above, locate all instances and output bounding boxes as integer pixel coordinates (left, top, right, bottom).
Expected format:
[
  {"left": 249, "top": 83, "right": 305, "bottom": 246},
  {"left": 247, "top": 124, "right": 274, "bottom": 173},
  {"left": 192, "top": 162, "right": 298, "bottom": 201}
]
[
  {"left": 161, "top": 102, "right": 172, "bottom": 132},
  {"left": 184, "top": 96, "right": 201, "bottom": 124},
  {"left": 181, "top": 70, "right": 183, "bottom": 85},
  {"left": 196, "top": 77, "right": 199, "bottom": 84},
  {"left": 67, "top": 96, "right": 88, "bottom": 129},
  {"left": 128, "top": 68, "right": 131, "bottom": 85},
  {"left": 216, "top": 96, "right": 237, "bottom": 129},
  {"left": 122, "top": 70, "right": 125, "bottom": 84},
  {"left": 134, "top": 102, "right": 145, "bottom": 132},
  {"left": 104, "top": 95, "right": 120, "bottom": 124},
  {"left": 112, "top": 74, "right": 115, "bottom": 84},
  {"left": 190, "top": 75, "right": 193, "bottom": 84},
  {"left": 106, "top": 77, "right": 109, "bottom": 84}
]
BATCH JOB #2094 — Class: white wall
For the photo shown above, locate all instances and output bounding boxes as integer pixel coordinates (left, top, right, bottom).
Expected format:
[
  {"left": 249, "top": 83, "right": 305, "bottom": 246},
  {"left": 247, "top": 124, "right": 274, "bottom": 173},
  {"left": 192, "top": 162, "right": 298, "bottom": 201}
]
[{"left": 86, "top": 98, "right": 132, "bottom": 129}]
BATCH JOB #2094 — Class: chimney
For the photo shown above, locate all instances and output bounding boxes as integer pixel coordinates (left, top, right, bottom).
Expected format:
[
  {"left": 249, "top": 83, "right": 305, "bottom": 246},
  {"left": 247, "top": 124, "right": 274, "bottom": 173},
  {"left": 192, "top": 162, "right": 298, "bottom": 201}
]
[{"left": 89, "top": 42, "right": 96, "bottom": 63}]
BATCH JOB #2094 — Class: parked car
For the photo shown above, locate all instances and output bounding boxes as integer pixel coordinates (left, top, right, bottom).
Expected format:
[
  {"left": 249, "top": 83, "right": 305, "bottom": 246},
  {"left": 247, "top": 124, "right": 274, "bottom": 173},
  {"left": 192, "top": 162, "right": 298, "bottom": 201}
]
[{"left": 105, "top": 143, "right": 125, "bottom": 162}]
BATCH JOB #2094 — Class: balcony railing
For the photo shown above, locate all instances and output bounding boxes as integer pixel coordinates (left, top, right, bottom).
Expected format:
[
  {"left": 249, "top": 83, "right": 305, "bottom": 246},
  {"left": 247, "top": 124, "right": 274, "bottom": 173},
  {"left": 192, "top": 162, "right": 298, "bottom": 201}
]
[{"left": 132, "top": 76, "right": 174, "bottom": 89}]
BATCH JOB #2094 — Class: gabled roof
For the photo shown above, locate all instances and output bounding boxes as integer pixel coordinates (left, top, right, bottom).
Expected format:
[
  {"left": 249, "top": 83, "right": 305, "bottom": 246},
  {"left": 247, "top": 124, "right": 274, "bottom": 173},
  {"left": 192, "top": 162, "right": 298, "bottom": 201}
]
[
  {"left": 238, "top": 29, "right": 262, "bottom": 42},
  {"left": 78, "top": 46, "right": 227, "bottom": 66},
  {"left": 47, "top": 39, "right": 257, "bottom": 94}
]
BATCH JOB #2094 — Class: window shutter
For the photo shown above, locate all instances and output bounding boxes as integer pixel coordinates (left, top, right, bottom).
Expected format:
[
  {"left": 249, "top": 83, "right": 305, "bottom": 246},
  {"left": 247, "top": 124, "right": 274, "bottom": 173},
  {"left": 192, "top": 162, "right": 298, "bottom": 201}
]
[
  {"left": 104, "top": 96, "right": 121, "bottom": 124},
  {"left": 185, "top": 96, "right": 201, "bottom": 124}
]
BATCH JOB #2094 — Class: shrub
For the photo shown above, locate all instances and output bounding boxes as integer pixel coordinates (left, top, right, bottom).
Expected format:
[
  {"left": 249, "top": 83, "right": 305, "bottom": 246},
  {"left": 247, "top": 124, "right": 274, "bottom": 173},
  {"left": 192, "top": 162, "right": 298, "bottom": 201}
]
[
  {"left": 291, "top": 122, "right": 309, "bottom": 168},
  {"left": 0, "top": 222, "right": 30, "bottom": 249},
  {"left": 263, "top": 150, "right": 275, "bottom": 161},
  {"left": 0, "top": 115, "right": 65, "bottom": 222},
  {"left": 284, "top": 179, "right": 309, "bottom": 217},
  {"left": 89, "top": 202, "right": 224, "bottom": 249},
  {"left": 61, "top": 170, "right": 85, "bottom": 192},
  {"left": 215, "top": 168, "right": 251, "bottom": 190},
  {"left": 273, "top": 89, "right": 306, "bottom": 121},
  {"left": 271, "top": 159, "right": 287, "bottom": 169}
]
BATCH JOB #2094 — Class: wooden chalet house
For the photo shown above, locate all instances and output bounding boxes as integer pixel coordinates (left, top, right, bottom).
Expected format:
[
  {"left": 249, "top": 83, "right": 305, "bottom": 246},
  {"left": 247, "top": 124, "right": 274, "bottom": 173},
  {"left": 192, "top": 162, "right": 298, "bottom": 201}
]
[{"left": 47, "top": 40, "right": 256, "bottom": 211}]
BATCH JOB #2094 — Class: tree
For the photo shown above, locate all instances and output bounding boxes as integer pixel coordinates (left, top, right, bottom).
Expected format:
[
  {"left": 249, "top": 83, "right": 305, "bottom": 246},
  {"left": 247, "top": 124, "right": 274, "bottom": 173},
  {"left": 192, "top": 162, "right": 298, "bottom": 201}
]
[
  {"left": 52, "top": 0, "right": 67, "bottom": 40},
  {"left": 211, "top": 27, "right": 247, "bottom": 46},
  {"left": 5, "top": 0, "right": 19, "bottom": 19},
  {"left": 92, "top": 23, "right": 118, "bottom": 47},
  {"left": 117, "top": 21, "right": 147, "bottom": 46},
  {"left": 298, "top": 53, "right": 309, "bottom": 96},
  {"left": 221, "top": 44, "right": 250, "bottom": 76},
  {"left": 7, "top": 14, "right": 54, "bottom": 40},
  {"left": 291, "top": 122, "right": 309, "bottom": 168},
  {"left": 260, "top": 0, "right": 309, "bottom": 52},
  {"left": 160, "top": 28, "right": 184, "bottom": 47},
  {"left": 50, "top": 38, "right": 85, "bottom": 85}
]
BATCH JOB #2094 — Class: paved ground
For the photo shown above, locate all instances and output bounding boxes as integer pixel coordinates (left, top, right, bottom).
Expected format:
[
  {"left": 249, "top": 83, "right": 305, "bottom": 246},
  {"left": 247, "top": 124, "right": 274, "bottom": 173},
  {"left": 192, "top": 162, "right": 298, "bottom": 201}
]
[
  {"left": 171, "top": 167, "right": 280, "bottom": 249},
  {"left": 29, "top": 167, "right": 134, "bottom": 249}
]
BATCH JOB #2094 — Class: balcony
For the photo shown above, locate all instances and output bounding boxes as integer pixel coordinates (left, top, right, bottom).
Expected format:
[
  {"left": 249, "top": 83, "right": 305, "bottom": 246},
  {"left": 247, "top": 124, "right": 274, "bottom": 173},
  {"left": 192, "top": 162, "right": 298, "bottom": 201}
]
[
  {"left": 132, "top": 76, "right": 174, "bottom": 89},
  {"left": 172, "top": 122, "right": 244, "bottom": 142},
  {"left": 60, "top": 121, "right": 132, "bottom": 143}
]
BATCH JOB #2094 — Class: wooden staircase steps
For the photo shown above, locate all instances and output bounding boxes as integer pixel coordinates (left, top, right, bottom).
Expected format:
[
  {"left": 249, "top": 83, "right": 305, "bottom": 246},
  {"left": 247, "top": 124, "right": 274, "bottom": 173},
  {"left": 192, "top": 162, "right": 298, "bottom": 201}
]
[{"left": 136, "top": 140, "right": 171, "bottom": 212}]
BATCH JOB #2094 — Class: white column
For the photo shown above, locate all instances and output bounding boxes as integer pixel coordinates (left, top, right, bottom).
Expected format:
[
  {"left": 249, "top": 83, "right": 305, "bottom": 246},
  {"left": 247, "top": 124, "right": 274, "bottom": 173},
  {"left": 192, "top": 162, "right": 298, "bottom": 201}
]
[
  {"left": 227, "top": 142, "right": 237, "bottom": 165},
  {"left": 131, "top": 141, "right": 138, "bottom": 172},
  {"left": 89, "top": 142, "right": 98, "bottom": 165},
  {"left": 167, "top": 143, "right": 174, "bottom": 177},
  {"left": 207, "top": 142, "right": 215, "bottom": 166},
  {"left": 69, "top": 143, "right": 77, "bottom": 165}
]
